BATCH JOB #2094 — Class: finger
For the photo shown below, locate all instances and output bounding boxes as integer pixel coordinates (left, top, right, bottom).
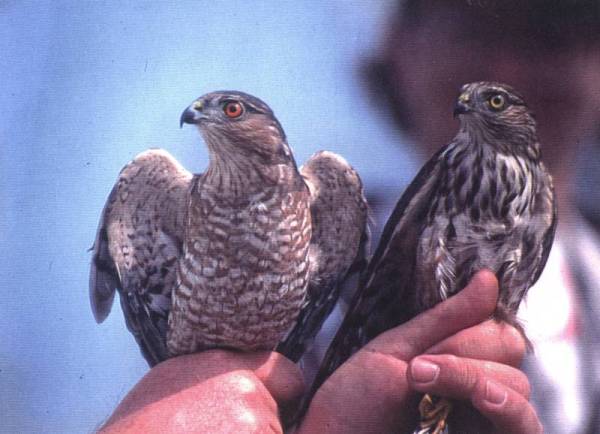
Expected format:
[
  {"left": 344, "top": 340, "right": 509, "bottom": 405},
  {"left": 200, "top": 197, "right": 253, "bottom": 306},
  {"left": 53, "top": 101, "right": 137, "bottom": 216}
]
[
  {"left": 472, "top": 380, "right": 543, "bottom": 434},
  {"left": 252, "top": 352, "right": 305, "bottom": 405},
  {"left": 193, "top": 350, "right": 305, "bottom": 405},
  {"left": 151, "top": 350, "right": 304, "bottom": 405},
  {"left": 407, "top": 355, "right": 530, "bottom": 399},
  {"left": 298, "top": 352, "right": 416, "bottom": 434},
  {"left": 367, "top": 270, "right": 498, "bottom": 359},
  {"left": 425, "top": 319, "right": 526, "bottom": 367}
]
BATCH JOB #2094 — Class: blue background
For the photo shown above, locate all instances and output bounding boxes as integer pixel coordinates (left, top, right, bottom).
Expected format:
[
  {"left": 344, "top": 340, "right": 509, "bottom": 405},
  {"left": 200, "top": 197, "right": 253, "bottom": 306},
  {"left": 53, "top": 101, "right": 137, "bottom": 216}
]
[{"left": 1, "top": 1, "right": 421, "bottom": 432}]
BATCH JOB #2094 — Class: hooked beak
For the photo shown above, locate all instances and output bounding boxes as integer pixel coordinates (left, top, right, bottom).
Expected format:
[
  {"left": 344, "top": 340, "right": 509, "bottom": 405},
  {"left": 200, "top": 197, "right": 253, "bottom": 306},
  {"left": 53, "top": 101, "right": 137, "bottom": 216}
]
[
  {"left": 453, "top": 101, "right": 472, "bottom": 118},
  {"left": 180, "top": 100, "right": 207, "bottom": 128},
  {"left": 453, "top": 93, "right": 472, "bottom": 118}
]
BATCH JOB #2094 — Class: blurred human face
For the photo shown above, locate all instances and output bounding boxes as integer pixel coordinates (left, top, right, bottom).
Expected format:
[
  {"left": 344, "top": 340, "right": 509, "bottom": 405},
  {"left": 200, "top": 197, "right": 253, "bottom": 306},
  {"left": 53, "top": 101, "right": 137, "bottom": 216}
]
[{"left": 386, "top": 4, "right": 600, "bottom": 174}]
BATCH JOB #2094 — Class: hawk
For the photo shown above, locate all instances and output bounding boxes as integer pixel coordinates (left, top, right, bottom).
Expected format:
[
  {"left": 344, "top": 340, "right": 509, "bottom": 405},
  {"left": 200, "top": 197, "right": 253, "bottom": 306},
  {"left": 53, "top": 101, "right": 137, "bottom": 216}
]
[
  {"left": 89, "top": 91, "right": 368, "bottom": 367},
  {"left": 312, "top": 82, "right": 557, "bottom": 433}
]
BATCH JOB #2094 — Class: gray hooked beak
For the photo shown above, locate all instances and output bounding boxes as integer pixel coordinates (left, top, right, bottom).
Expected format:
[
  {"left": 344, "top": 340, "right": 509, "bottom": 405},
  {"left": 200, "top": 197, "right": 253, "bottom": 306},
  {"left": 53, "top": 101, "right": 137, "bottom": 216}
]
[
  {"left": 453, "top": 93, "right": 472, "bottom": 118},
  {"left": 180, "top": 100, "right": 206, "bottom": 128}
]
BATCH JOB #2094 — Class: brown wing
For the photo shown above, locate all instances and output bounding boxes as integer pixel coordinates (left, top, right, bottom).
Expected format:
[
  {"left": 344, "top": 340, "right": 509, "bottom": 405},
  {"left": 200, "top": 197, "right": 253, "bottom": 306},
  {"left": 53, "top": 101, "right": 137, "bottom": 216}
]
[
  {"left": 276, "top": 151, "right": 369, "bottom": 362},
  {"left": 89, "top": 149, "right": 193, "bottom": 366},
  {"left": 500, "top": 162, "right": 557, "bottom": 318},
  {"left": 310, "top": 145, "right": 447, "bottom": 389}
]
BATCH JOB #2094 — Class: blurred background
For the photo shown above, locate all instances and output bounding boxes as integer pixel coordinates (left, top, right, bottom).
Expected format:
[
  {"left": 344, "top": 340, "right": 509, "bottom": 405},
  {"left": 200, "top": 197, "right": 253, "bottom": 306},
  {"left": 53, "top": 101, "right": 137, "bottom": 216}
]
[{"left": 1, "top": 1, "right": 417, "bottom": 432}]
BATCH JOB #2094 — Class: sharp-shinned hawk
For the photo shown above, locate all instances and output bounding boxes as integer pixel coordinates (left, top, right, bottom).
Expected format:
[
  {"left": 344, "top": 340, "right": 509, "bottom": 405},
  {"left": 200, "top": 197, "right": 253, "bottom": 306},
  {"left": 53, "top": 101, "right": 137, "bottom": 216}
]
[
  {"left": 89, "top": 91, "right": 369, "bottom": 367},
  {"left": 313, "top": 82, "right": 556, "bottom": 434}
]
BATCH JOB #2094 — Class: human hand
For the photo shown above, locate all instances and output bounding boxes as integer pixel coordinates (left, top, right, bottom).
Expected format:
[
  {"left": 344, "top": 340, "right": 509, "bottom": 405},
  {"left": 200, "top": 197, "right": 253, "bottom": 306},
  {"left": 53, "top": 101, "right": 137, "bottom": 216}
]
[
  {"left": 99, "top": 350, "right": 304, "bottom": 434},
  {"left": 297, "top": 270, "right": 542, "bottom": 434}
]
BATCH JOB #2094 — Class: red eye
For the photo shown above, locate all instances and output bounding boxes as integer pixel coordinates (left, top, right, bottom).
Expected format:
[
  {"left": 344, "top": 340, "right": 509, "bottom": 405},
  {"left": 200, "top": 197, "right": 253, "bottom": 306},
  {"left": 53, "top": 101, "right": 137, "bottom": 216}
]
[{"left": 223, "top": 101, "right": 243, "bottom": 118}]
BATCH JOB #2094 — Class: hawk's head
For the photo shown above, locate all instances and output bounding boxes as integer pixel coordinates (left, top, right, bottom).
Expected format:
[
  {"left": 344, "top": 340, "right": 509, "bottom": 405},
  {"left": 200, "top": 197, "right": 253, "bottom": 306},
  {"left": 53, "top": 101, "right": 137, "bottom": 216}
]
[
  {"left": 181, "top": 91, "right": 296, "bottom": 167},
  {"left": 453, "top": 82, "right": 538, "bottom": 153}
]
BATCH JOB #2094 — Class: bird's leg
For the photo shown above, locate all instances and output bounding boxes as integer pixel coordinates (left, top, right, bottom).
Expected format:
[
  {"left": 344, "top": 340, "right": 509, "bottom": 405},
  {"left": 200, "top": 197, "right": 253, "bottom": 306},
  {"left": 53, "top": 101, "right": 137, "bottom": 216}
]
[{"left": 417, "top": 394, "right": 452, "bottom": 434}]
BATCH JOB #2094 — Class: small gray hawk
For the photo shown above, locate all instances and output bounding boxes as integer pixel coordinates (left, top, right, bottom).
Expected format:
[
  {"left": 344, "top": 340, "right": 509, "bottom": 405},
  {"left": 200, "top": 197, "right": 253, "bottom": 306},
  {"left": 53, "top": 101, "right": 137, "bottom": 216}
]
[{"left": 90, "top": 91, "right": 369, "bottom": 366}]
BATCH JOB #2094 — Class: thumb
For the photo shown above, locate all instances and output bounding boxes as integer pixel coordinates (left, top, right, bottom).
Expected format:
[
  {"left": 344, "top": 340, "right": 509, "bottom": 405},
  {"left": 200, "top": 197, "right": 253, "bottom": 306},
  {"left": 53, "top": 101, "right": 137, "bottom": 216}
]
[{"left": 366, "top": 270, "right": 499, "bottom": 359}]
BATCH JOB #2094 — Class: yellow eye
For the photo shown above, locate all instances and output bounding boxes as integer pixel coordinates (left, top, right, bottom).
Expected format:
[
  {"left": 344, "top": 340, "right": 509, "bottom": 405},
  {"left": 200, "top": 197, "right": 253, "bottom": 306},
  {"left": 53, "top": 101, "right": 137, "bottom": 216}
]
[
  {"left": 488, "top": 94, "right": 506, "bottom": 111},
  {"left": 223, "top": 101, "right": 244, "bottom": 118}
]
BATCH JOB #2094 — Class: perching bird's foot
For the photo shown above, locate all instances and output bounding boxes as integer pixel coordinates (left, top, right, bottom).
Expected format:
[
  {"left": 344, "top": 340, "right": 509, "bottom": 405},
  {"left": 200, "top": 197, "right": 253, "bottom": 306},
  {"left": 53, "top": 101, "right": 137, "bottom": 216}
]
[{"left": 416, "top": 394, "right": 452, "bottom": 434}]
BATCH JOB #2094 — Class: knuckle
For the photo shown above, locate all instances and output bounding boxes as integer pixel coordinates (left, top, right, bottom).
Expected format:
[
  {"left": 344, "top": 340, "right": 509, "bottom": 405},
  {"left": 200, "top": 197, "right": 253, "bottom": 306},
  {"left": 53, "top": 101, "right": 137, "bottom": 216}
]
[
  {"left": 442, "top": 355, "right": 479, "bottom": 393},
  {"left": 226, "top": 371, "right": 261, "bottom": 395},
  {"left": 442, "top": 354, "right": 461, "bottom": 366},
  {"left": 462, "top": 363, "right": 481, "bottom": 393}
]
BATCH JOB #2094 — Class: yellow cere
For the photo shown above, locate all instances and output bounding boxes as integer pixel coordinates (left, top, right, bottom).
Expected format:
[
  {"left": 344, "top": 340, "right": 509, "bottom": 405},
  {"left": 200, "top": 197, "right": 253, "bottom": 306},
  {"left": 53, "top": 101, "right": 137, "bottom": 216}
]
[{"left": 458, "top": 93, "right": 470, "bottom": 103}]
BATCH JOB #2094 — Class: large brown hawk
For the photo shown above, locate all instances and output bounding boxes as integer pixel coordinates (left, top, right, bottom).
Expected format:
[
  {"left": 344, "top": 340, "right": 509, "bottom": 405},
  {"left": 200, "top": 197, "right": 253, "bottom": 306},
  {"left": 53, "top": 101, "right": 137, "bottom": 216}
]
[{"left": 89, "top": 91, "right": 369, "bottom": 367}]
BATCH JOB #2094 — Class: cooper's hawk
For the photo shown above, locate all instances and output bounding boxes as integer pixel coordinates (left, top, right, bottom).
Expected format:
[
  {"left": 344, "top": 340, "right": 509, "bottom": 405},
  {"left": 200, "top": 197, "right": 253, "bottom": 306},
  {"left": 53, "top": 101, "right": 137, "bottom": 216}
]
[
  {"left": 313, "top": 82, "right": 556, "bottom": 434},
  {"left": 90, "top": 91, "right": 368, "bottom": 366}
]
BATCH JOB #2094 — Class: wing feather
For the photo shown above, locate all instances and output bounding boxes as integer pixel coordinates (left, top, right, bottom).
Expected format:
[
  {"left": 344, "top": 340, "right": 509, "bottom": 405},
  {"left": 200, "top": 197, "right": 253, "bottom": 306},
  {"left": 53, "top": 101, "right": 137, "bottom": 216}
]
[
  {"left": 311, "top": 146, "right": 447, "bottom": 388},
  {"left": 89, "top": 149, "right": 193, "bottom": 366},
  {"left": 276, "top": 151, "right": 369, "bottom": 362},
  {"left": 89, "top": 183, "right": 121, "bottom": 323},
  {"left": 530, "top": 169, "right": 557, "bottom": 287}
]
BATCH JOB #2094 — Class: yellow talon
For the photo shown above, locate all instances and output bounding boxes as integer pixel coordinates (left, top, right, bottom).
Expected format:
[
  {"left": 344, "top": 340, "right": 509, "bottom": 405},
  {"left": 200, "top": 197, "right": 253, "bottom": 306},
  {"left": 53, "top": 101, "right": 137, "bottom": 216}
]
[{"left": 418, "top": 394, "right": 452, "bottom": 434}]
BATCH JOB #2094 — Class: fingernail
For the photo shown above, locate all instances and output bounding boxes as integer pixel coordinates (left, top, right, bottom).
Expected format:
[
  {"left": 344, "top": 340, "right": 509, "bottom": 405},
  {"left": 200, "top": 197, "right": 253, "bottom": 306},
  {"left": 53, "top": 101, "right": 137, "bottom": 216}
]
[
  {"left": 411, "top": 358, "right": 440, "bottom": 384},
  {"left": 485, "top": 380, "right": 507, "bottom": 406}
]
